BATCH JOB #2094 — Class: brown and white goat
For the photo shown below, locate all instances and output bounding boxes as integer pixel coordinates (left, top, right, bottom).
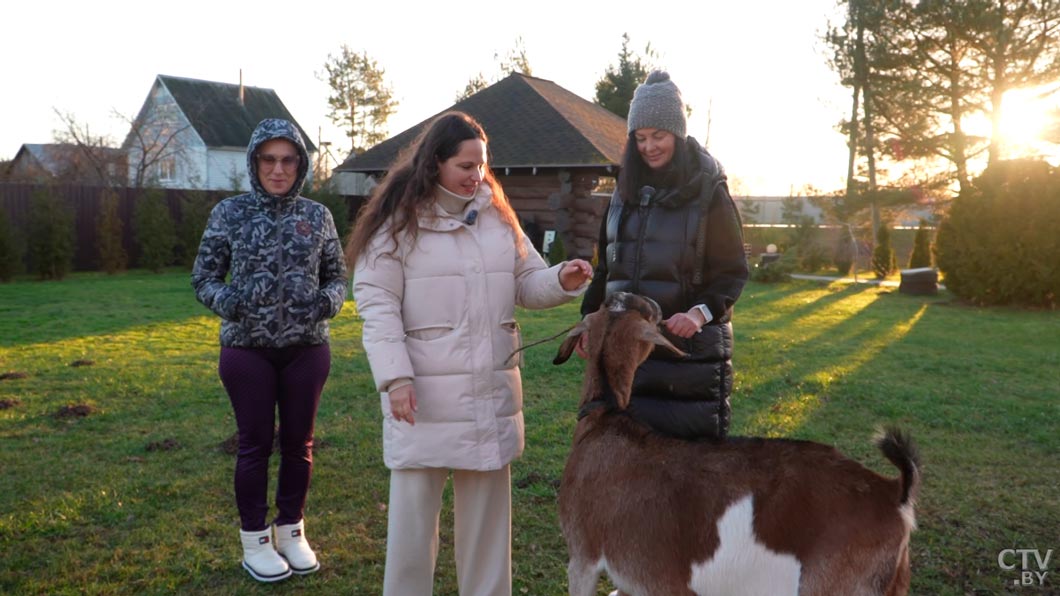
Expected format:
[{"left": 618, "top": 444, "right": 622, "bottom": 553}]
[{"left": 553, "top": 292, "right": 920, "bottom": 596}]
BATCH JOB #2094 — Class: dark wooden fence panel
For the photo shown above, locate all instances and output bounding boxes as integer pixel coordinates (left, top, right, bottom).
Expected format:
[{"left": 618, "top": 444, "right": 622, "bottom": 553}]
[
  {"left": 3, "top": 182, "right": 919, "bottom": 275},
  {"left": 0, "top": 183, "right": 227, "bottom": 272}
]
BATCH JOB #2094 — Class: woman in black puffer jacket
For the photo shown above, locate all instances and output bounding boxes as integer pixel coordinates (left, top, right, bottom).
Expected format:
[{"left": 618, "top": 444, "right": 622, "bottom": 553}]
[{"left": 580, "top": 71, "right": 749, "bottom": 440}]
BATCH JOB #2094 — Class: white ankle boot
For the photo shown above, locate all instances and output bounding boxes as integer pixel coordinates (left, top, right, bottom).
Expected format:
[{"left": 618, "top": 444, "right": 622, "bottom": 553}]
[
  {"left": 275, "top": 520, "right": 320, "bottom": 574},
  {"left": 239, "top": 527, "right": 292, "bottom": 582}
]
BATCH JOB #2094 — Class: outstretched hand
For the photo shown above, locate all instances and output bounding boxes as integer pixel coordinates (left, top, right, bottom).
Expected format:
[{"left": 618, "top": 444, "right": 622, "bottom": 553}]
[{"left": 559, "top": 259, "right": 593, "bottom": 291}]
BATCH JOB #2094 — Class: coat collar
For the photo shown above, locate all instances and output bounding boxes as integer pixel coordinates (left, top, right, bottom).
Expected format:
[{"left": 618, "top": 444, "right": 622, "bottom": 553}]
[{"left": 417, "top": 184, "right": 494, "bottom": 232}]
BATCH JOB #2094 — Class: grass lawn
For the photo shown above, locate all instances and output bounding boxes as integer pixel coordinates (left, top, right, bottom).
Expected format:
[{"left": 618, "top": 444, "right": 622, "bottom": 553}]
[{"left": 0, "top": 270, "right": 1056, "bottom": 595}]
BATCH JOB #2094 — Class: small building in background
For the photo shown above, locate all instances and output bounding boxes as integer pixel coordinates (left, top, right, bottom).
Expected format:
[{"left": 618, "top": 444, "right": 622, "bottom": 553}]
[
  {"left": 123, "top": 74, "right": 316, "bottom": 190},
  {"left": 7, "top": 143, "right": 126, "bottom": 186},
  {"left": 332, "top": 72, "right": 627, "bottom": 258}
]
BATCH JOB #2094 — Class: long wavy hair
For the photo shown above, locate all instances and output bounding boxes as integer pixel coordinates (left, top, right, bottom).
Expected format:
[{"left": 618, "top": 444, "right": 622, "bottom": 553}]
[
  {"left": 345, "top": 111, "right": 525, "bottom": 265},
  {"left": 617, "top": 131, "right": 693, "bottom": 205}
]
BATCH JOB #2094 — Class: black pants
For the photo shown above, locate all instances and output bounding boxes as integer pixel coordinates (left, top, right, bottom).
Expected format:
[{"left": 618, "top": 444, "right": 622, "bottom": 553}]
[{"left": 219, "top": 344, "right": 330, "bottom": 531}]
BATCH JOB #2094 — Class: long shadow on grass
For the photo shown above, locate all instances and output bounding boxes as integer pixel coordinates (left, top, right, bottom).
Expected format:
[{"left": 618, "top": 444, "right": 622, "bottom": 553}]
[
  {"left": 737, "top": 287, "right": 926, "bottom": 438},
  {"left": 795, "top": 296, "right": 1059, "bottom": 595},
  {"left": 740, "top": 280, "right": 877, "bottom": 328}
]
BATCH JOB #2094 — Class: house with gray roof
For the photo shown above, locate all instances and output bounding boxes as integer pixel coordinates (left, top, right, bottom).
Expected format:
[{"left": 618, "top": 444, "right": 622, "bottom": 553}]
[
  {"left": 7, "top": 143, "right": 126, "bottom": 185},
  {"left": 123, "top": 74, "right": 315, "bottom": 190},
  {"left": 333, "top": 72, "right": 628, "bottom": 256}
]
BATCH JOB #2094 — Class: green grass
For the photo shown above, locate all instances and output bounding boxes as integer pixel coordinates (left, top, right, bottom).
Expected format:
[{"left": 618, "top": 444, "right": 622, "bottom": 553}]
[{"left": 1, "top": 271, "right": 1056, "bottom": 595}]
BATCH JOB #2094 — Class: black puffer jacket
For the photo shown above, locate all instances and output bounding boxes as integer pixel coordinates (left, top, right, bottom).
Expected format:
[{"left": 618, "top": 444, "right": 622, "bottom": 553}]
[{"left": 581, "top": 137, "right": 748, "bottom": 438}]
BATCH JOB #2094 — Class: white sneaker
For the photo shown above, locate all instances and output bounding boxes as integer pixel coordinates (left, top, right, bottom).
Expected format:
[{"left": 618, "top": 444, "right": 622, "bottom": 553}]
[
  {"left": 275, "top": 519, "right": 320, "bottom": 575},
  {"left": 239, "top": 527, "right": 292, "bottom": 582}
]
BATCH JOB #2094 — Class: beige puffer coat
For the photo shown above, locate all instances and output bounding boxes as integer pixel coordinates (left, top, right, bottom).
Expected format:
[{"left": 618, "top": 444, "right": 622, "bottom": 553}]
[{"left": 353, "top": 187, "right": 579, "bottom": 471}]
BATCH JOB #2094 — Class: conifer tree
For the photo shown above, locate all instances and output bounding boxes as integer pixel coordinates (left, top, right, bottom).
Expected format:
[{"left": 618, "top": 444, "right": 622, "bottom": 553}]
[
  {"left": 27, "top": 187, "right": 74, "bottom": 280},
  {"left": 872, "top": 222, "right": 896, "bottom": 279},
  {"left": 0, "top": 207, "right": 25, "bottom": 282},
  {"left": 908, "top": 220, "right": 933, "bottom": 269},
  {"left": 134, "top": 189, "right": 177, "bottom": 272},
  {"left": 96, "top": 189, "right": 127, "bottom": 274}
]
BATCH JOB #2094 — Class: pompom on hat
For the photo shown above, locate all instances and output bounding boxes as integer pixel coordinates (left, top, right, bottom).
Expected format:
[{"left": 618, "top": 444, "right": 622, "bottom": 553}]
[{"left": 627, "top": 70, "right": 687, "bottom": 139}]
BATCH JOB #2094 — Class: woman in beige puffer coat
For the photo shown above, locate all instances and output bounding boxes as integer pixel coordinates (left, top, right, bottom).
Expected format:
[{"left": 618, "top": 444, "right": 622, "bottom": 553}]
[{"left": 347, "top": 112, "right": 592, "bottom": 596}]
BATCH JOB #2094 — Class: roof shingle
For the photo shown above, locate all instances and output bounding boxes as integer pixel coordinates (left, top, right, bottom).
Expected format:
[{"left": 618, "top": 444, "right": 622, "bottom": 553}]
[
  {"left": 335, "top": 73, "right": 626, "bottom": 173},
  {"left": 157, "top": 75, "right": 316, "bottom": 153}
]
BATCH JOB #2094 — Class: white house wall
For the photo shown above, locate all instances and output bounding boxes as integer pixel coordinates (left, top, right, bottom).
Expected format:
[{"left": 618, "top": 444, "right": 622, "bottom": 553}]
[
  {"left": 124, "top": 77, "right": 317, "bottom": 192},
  {"left": 330, "top": 171, "right": 376, "bottom": 195},
  {"left": 123, "top": 81, "right": 209, "bottom": 189},
  {"left": 207, "top": 148, "right": 250, "bottom": 192}
]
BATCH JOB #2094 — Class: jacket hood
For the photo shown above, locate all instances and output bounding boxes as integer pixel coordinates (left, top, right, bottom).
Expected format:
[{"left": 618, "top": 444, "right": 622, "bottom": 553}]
[{"left": 247, "top": 118, "right": 310, "bottom": 202}]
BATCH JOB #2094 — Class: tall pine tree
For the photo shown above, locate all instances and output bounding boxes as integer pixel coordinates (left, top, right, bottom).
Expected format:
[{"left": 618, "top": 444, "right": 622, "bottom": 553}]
[
  {"left": 321, "top": 46, "right": 398, "bottom": 155},
  {"left": 594, "top": 33, "right": 656, "bottom": 119}
]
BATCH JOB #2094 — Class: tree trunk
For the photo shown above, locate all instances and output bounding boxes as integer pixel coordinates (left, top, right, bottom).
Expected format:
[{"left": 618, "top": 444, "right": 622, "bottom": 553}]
[
  {"left": 989, "top": 0, "right": 1010, "bottom": 165},
  {"left": 855, "top": 8, "right": 880, "bottom": 244},
  {"left": 949, "top": 56, "right": 970, "bottom": 193},
  {"left": 845, "top": 81, "right": 861, "bottom": 206}
]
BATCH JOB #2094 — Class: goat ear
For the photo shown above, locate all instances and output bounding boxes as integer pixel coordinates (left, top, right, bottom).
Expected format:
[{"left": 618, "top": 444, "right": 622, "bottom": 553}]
[
  {"left": 637, "top": 320, "right": 687, "bottom": 357},
  {"left": 554, "top": 319, "right": 590, "bottom": 365}
]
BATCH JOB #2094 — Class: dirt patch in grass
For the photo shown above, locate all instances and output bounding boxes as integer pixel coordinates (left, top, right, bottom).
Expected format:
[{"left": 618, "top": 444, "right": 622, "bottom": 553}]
[
  {"left": 69, "top": 359, "right": 95, "bottom": 367},
  {"left": 53, "top": 404, "right": 97, "bottom": 419},
  {"left": 146, "top": 438, "right": 182, "bottom": 452},
  {"left": 0, "top": 397, "right": 22, "bottom": 409},
  {"left": 514, "top": 470, "right": 561, "bottom": 491},
  {"left": 0, "top": 371, "right": 29, "bottom": 380}
]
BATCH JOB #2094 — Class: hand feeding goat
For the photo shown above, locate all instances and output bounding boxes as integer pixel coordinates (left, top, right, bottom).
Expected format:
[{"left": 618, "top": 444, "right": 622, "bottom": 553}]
[{"left": 552, "top": 292, "right": 920, "bottom": 596}]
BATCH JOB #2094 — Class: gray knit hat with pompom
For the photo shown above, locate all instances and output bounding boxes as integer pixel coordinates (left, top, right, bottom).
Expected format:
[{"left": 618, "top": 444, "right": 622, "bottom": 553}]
[{"left": 627, "top": 70, "right": 687, "bottom": 138}]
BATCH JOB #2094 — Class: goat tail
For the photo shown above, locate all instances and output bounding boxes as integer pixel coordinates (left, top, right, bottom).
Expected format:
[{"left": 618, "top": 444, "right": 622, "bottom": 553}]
[{"left": 875, "top": 426, "right": 921, "bottom": 506}]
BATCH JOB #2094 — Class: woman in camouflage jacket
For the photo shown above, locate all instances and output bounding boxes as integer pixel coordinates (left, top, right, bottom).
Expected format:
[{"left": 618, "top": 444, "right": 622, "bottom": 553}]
[{"left": 192, "top": 118, "right": 347, "bottom": 582}]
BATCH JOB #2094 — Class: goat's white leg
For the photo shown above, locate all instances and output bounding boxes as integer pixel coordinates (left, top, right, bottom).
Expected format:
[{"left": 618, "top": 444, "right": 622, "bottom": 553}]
[{"left": 567, "top": 557, "right": 601, "bottom": 596}]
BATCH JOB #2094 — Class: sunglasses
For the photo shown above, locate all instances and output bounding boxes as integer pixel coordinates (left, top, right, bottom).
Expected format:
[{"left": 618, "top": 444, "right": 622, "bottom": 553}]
[{"left": 257, "top": 154, "right": 300, "bottom": 170}]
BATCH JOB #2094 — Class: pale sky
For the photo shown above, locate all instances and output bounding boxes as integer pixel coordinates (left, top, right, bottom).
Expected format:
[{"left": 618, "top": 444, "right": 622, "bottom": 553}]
[{"left": 3, "top": 0, "right": 850, "bottom": 196}]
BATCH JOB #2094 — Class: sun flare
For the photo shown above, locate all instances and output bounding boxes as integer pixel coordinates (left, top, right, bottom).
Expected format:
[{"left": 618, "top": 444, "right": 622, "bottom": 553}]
[
  {"left": 999, "top": 87, "right": 1057, "bottom": 149},
  {"left": 963, "top": 85, "right": 1060, "bottom": 160}
]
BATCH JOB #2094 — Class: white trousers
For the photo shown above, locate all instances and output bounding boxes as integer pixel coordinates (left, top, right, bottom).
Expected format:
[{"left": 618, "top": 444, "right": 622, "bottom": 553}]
[{"left": 382, "top": 466, "right": 512, "bottom": 596}]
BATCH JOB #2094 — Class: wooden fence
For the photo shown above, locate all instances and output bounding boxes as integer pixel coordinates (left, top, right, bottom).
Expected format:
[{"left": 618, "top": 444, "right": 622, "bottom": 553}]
[
  {"left": 0, "top": 183, "right": 229, "bottom": 271},
  {"left": 1, "top": 182, "right": 920, "bottom": 274}
]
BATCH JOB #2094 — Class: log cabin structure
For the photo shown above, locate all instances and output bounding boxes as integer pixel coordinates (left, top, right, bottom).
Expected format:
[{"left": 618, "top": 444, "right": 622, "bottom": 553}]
[{"left": 332, "top": 73, "right": 628, "bottom": 258}]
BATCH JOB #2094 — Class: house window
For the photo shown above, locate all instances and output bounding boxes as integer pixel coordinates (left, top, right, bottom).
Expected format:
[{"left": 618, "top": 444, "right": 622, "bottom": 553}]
[{"left": 156, "top": 156, "right": 177, "bottom": 182}]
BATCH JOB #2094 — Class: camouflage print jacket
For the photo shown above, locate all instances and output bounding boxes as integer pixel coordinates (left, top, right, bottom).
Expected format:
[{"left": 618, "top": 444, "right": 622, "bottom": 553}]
[{"left": 191, "top": 118, "right": 348, "bottom": 348}]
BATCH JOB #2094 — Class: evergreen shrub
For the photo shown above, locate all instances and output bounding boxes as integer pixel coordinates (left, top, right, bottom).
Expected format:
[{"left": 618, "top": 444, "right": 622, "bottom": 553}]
[
  {"left": 134, "top": 189, "right": 177, "bottom": 272},
  {"left": 0, "top": 207, "right": 25, "bottom": 281},
  {"left": 96, "top": 189, "right": 127, "bottom": 274},
  {"left": 908, "top": 220, "right": 933, "bottom": 269},
  {"left": 27, "top": 186, "right": 74, "bottom": 280},
  {"left": 936, "top": 159, "right": 1059, "bottom": 307},
  {"left": 872, "top": 222, "right": 896, "bottom": 280},
  {"left": 177, "top": 190, "right": 215, "bottom": 268}
]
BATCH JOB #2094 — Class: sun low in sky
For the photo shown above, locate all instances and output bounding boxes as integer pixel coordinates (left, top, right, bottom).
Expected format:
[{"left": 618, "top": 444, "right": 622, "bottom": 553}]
[
  {"left": 3, "top": 1, "right": 861, "bottom": 197},
  {"left": 993, "top": 86, "right": 1060, "bottom": 158},
  {"left": 8, "top": 1, "right": 1057, "bottom": 196}
]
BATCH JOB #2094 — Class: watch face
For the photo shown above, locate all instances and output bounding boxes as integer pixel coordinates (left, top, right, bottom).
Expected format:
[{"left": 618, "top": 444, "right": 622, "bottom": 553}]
[{"left": 696, "top": 304, "right": 712, "bottom": 323}]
